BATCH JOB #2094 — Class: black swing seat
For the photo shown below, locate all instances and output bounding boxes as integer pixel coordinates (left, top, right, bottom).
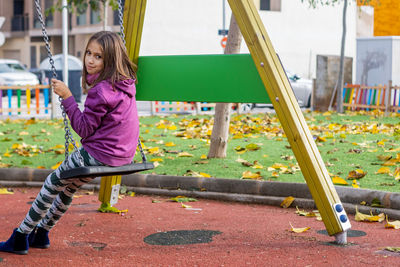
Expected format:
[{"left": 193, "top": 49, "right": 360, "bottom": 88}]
[{"left": 60, "top": 162, "right": 154, "bottom": 179}]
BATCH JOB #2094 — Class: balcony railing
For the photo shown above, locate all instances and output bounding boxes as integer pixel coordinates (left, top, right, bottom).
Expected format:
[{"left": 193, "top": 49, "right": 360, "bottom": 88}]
[{"left": 11, "top": 15, "right": 29, "bottom": 32}]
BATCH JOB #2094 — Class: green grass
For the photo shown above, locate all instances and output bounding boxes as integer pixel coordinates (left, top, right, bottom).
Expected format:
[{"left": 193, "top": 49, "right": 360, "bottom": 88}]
[{"left": 1, "top": 110, "right": 400, "bottom": 193}]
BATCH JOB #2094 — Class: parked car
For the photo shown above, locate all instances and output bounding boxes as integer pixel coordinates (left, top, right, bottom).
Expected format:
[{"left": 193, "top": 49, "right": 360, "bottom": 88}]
[
  {"left": 0, "top": 59, "right": 40, "bottom": 86},
  {"left": 243, "top": 71, "right": 313, "bottom": 111}
]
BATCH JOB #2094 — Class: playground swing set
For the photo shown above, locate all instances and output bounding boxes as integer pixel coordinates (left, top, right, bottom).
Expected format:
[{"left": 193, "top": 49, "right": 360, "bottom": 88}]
[{"left": 35, "top": 0, "right": 351, "bottom": 244}]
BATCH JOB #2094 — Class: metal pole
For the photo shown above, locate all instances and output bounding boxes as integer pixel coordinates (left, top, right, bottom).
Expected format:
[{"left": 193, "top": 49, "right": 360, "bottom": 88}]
[
  {"left": 104, "top": 0, "right": 109, "bottom": 30},
  {"left": 62, "top": 0, "right": 68, "bottom": 87},
  {"left": 222, "top": 0, "right": 226, "bottom": 30}
]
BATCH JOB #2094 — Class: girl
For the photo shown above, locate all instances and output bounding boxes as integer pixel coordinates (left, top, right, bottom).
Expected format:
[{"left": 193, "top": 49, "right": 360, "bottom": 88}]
[{"left": 0, "top": 31, "right": 139, "bottom": 255}]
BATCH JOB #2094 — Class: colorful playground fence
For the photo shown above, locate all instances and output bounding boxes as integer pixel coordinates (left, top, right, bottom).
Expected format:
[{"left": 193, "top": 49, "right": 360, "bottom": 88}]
[
  {"left": 343, "top": 81, "right": 400, "bottom": 112},
  {"left": 0, "top": 84, "right": 52, "bottom": 116}
]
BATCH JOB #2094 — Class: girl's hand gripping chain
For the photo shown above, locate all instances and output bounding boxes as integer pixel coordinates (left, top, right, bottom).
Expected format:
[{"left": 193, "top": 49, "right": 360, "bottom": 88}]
[{"left": 52, "top": 78, "right": 73, "bottom": 100}]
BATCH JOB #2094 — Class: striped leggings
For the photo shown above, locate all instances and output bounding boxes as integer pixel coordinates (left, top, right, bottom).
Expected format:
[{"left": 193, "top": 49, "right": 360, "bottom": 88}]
[{"left": 18, "top": 147, "right": 104, "bottom": 234}]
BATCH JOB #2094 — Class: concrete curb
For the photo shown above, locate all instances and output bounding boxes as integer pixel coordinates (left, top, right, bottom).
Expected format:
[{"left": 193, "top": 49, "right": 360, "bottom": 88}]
[{"left": 1, "top": 168, "right": 400, "bottom": 219}]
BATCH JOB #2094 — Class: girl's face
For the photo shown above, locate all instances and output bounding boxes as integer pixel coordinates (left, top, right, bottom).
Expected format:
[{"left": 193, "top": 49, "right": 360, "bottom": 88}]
[{"left": 85, "top": 40, "right": 104, "bottom": 75}]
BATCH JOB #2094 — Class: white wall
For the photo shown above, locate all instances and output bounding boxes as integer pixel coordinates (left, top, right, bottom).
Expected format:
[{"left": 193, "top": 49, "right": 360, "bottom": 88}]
[{"left": 139, "top": 0, "right": 357, "bottom": 80}]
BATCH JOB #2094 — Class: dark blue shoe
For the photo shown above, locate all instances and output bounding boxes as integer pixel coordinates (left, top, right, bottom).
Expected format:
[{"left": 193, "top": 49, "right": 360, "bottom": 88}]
[
  {"left": 28, "top": 227, "right": 50, "bottom": 249},
  {"left": 0, "top": 229, "right": 29, "bottom": 255}
]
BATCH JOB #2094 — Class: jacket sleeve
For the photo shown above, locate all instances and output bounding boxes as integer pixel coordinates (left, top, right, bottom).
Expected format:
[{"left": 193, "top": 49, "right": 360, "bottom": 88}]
[{"left": 62, "top": 89, "right": 108, "bottom": 139}]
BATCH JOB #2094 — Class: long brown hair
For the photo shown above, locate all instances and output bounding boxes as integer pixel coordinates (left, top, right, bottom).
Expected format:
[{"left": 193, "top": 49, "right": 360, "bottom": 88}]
[{"left": 82, "top": 31, "right": 137, "bottom": 93}]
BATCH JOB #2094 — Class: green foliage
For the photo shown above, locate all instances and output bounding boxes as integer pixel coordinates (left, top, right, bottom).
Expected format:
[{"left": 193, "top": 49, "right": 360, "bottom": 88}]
[
  {"left": 49, "top": 0, "right": 120, "bottom": 15},
  {"left": 301, "top": 0, "right": 372, "bottom": 8}
]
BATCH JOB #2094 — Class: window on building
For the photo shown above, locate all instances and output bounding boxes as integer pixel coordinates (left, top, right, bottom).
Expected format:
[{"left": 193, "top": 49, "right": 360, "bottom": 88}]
[
  {"left": 45, "top": 0, "right": 54, "bottom": 27},
  {"left": 90, "top": 8, "right": 101, "bottom": 24},
  {"left": 77, "top": 12, "right": 87, "bottom": 25},
  {"left": 113, "top": 0, "right": 125, "bottom": 25},
  {"left": 260, "top": 0, "right": 281, "bottom": 11},
  {"left": 30, "top": 46, "right": 37, "bottom": 68}
]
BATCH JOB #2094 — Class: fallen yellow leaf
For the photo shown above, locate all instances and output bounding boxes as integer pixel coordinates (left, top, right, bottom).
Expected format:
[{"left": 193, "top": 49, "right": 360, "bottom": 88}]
[
  {"left": 289, "top": 222, "right": 310, "bottom": 233},
  {"left": 150, "top": 158, "right": 164, "bottom": 162},
  {"left": 165, "top": 142, "right": 176, "bottom": 147},
  {"left": 376, "top": 167, "right": 390, "bottom": 174},
  {"left": 332, "top": 176, "right": 348, "bottom": 185},
  {"left": 51, "top": 161, "right": 63, "bottom": 170},
  {"left": 177, "top": 152, "right": 193, "bottom": 157},
  {"left": 385, "top": 215, "right": 400, "bottom": 229},
  {"left": 241, "top": 171, "right": 262, "bottom": 180},
  {"left": 355, "top": 206, "right": 385, "bottom": 222},
  {"left": 347, "top": 169, "right": 367, "bottom": 179},
  {"left": 0, "top": 188, "right": 14, "bottom": 195},
  {"left": 280, "top": 196, "right": 295, "bottom": 208},
  {"left": 352, "top": 179, "right": 360, "bottom": 188},
  {"left": 245, "top": 143, "right": 261, "bottom": 151}
]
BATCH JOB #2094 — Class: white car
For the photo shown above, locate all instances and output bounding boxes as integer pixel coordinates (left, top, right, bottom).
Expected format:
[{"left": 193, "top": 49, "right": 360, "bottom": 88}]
[
  {"left": 286, "top": 71, "right": 313, "bottom": 108},
  {"left": 243, "top": 71, "right": 313, "bottom": 111},
  {"left": 0, "top": 59, "right": 39, "bottom": 86}
]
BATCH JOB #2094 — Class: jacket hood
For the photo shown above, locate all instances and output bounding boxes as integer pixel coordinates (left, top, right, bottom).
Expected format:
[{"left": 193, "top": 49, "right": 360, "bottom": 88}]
[
  {"left": 87, "top": 73, "right": 135, "bottom": 97},
  {"left": 114, "top": 78, "right": 136, "bottom": 98}
]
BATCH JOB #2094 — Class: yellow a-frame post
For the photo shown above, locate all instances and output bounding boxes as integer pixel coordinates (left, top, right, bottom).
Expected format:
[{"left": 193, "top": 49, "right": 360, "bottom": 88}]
[
  {"left": 121, "top": 0, "right": 350, "bottom": 244},
  {"left": 227, "top": 0, "right": 350, "bottom": 243}
]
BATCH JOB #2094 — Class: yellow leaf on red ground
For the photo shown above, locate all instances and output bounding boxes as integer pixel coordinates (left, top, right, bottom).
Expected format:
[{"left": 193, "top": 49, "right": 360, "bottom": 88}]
[
  {"left": 0, "top": 188, "right": 14, "bottom": 195},
  {"left": 332, "top": 176, "right": 348, "bottom": 185},
  {"left": 355, "top": 206, "right": 385, "bottom": 222},
  {"left": 347, "top": 169, "right": 367, "bottom": 179},
  {"left": 181, "top": 203, "right": 192, "bottom": 209},
  {"left": 295, "top": 207, "right": 320, "bottom": 218},
  {"left": 241, "top": 171, "right": 262, "bottom": 180},
  {"left": 289, "top": 222, "right": 310, "bottom": 233},
  {"left": 280, "top": 196, "right": 295, "bottom": 208},
  {"left": 384, "top": 247, "right": 400, "bottom": 253},
  {"left": 385, "top": 215, "right": 400, "bottom": 229}
]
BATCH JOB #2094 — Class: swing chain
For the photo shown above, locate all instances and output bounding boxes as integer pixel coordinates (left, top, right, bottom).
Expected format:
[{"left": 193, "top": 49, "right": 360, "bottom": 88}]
[
  {"left": 117, "top": 0, "right": 126, "bottom": 45},
  {"left": 34, "top": 0, "right": 83, "bottom": 166},
  {"left": 117, "top": 0, "right": 148, "bottom": 163}
]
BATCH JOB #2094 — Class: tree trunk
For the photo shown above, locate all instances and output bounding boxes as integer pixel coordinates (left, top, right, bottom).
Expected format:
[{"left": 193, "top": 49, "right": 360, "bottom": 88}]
[
  {"left": 335, "top": 0, "right": 347, "bottom": 113},
  {"left": 208, "top": 15, "right": 242, "bottom": 158}
]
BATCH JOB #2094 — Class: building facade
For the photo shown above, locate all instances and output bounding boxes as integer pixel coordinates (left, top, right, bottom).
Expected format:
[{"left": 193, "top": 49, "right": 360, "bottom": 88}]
[
  {"left": 0, "top": 0, "right": 119, "bottom": 69},
  {"left": 0, "top": 0, "right": 380, "bottom": 80}
]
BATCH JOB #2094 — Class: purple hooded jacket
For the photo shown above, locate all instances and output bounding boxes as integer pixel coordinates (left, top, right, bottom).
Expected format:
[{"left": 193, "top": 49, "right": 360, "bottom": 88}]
[{"left": 62, "top": 74, "right": 139, "bottom": 166}]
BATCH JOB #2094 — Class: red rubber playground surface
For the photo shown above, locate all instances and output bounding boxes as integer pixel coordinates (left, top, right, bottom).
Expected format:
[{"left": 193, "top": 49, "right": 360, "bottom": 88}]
[{"left": 0, "top": 187, "right": 399, "bottom": 266}]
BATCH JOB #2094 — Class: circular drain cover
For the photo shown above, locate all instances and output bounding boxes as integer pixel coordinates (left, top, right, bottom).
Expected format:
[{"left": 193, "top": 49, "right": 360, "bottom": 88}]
[
  {"left": 317, "top": 229, "right": 366, "bottom": 237},
  {"left": 144, "top": 230, "right": 222, "bottom": 246}
]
